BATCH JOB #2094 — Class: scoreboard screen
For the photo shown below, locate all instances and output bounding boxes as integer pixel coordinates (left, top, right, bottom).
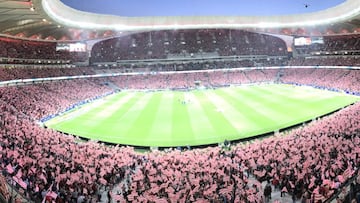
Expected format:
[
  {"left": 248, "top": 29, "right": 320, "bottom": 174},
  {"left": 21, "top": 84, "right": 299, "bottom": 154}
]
[
  {"left": 56, "top": 42, "right": 86, "bottom": 52},
  {"left": 294, "top": 37, "right": 324, "bottom": 46}
]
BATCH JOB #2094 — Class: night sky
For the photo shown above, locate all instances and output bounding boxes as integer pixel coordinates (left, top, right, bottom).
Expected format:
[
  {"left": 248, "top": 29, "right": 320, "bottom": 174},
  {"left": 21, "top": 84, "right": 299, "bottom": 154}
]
[{"left": 61, "top": 0, "right": 345, "bottom": 17}]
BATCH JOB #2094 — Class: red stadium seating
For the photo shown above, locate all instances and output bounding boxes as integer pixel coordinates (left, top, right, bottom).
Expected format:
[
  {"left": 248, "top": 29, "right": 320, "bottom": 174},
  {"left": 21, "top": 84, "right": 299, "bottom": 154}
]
[
  {"left": 0, "top": 37, "right": 87, "bottom": 63},
  {"left": 90, "top": 29, "right": 288, "bottom": 63}
]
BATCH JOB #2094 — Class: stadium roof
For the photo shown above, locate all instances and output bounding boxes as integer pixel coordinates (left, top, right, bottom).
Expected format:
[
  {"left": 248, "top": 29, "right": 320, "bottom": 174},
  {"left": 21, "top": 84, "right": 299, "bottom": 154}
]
[
  {"left": 60, "top": 0, "right": 345, "bottom": 17},
  {"left": 0, "top": 0, "right": 360, "bottom": 41}
]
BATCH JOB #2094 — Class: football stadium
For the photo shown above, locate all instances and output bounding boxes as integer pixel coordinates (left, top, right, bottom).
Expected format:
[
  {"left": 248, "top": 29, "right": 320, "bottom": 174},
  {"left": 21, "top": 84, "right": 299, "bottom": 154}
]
[{"left": 0, "top": 0, "right": 360, "bottom": 202}]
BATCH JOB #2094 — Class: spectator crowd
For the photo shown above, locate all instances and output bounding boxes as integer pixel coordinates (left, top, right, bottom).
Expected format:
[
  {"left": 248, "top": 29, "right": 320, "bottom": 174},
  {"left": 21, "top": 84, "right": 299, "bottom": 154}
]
[{"left": 0, "top": 67, "right": 359, "bottom": 202}]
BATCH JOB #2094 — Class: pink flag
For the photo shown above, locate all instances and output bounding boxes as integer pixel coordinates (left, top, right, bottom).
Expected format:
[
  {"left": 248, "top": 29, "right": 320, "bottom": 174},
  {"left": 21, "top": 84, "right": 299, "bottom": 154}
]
[
  {"left": 249, "top": 159, "right": 257, "bottom": 168},
  {"left": 15, "top": 170, "right": 22, "bottom": 178},
  {"left": 323, "top": 179, "right": 332, "bottom": 186},
  {"left": 88, "top": 167, "right": 95, "bottom": 174},
  {"left": 99, "top": 178, "right": 107, "bottom": 185},
  {"left": 18, "top": 179, "right": 27, "bottom": 189},
  {"left": 6, "top": 164, "right": 14, "bottom": 174},
  {"left": 194, "top": 198, "right": 208, "bottom": 203},
  {"left": 308, "top": 181, "right": 315, "bottom": 189},
  {"left": 47, "top": 191, "right": 58, "bottom": 199},
  {"left": 338, "top": 175, "right": 345, "bottom": 183},
  {"left": 66, "top": 179, "right": 73, "bottom": 185},
  {"left": 29, "top": 166, "right": 36, "bottom": 174},
  {"left": 17, "top": 159, "right": 25, "bottom": 167},
  {"left": 156, "top": 197, "right": 168, "bottom": 203}
]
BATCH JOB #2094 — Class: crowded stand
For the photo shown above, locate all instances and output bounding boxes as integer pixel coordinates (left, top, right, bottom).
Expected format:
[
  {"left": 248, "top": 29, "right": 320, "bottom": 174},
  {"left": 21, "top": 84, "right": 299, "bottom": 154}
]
[
  {"left": 0, "top": 78, "right": 112, "bottom": 120},
  {"left": 0, "top": 66, "right": 359, "bottom": 202},
  {"left": 281, "top": 68, "right": 360, "bottom": 93},
  {"left": 294, "top": 34, "right": 360, "bottom": 55},
  {"left": 0, "top": 59, "right": 286, "bottom": 82},
  {"left": 94, "top": 58, "right": 287, "bottom": 74},
  {"left": 0, "top": 37, "right": 87, "bottom": 64},
  {"left": 106, "top": 69, "right": 278, "bottom": 90},
  {"left": 287, "top": 56, "right": 360, "bottom": 67},
  {"left": 0, "top": 66, "right": 95, "bottom": 81},
  {"left": 90, "top": 29, "right": 288, "bottom": 63},
  {"left": 0, "top": 28, "right": 360, "bottom": 203},
  {"left": 0, "top": 11, "right": 359, "bottom": 200}
]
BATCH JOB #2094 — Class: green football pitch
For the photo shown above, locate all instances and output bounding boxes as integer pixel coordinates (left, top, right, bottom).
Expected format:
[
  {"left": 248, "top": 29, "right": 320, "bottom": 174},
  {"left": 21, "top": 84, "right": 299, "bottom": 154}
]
[{"left": 45, "top": 84, "right": 360, "bottom": 147}]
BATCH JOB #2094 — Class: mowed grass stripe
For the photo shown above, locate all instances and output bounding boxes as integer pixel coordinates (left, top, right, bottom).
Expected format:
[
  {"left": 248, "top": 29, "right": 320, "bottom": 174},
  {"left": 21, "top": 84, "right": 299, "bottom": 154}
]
[
  {"left": 203, "top": 89, "right": 262, "bottom": 137},
  {"left": 220, "top": 87, "right": 280, "bottom": 125},
  {"left": 306, "top": 96, "right": 359, "bottom": 117},
  {"left": 193, "top": 91, "right": 239, "bottom": 139},
  {"left": 274, "top": 84, "right": 339, "bottom": 101},
  {"left": 123, "top": 92, "right": 163, "bottom": 145},
  {"left": 258, "top": 84, "right": 358, "bottom": 120},
  {"left": 248, "top": 85, "right": 334, "bottom": 125},
  {"left": 87, "top": 92, "right": 135, "bottom": 118},
  {"left": 231, "top": 85, "right": 303, "bottom": 124},
  {"left": 264, "top": 84, "right": 325, "bottom": 106},
  {"left": 223, "top": 87, "right": 290, "bottom": 128},
  {"left": 249, "top": 85, "right": 307, "bottom": 115},
  {"left": 216, "top": 88, "right": 278, "bottom": 137},
  {"left": 87, "top": 92, "right": 144, "bottom": 132},
  {"left": 77, "top": 92, "right": 138, "bottom": 127},
  {"left": 46, "top": 92, "right": 128, "bottom": 127},
  {"left": 237, "top": 85, "right": 358, "bottom": 128},
  {"left": 46, "top": 92, "right": 133, "bottom": 136},
  {"left": 185, "top": 92, "right": 218, "bottom": 144},
  {"left": 147, "top": 92, "right": 174, "bottom": 145},
  {"left": 171, "top": 92, "right": 195, "bottom": 146},
  {"left": 46, "top": 84, "right": 360, "bottom": 147},
  {"left": 67, "top": 92, "right": 140, "bottom": 133},
  {"left": 227, "top": 85, "right": 311, "bottom": 129},
  {"left": 89, "top": 93, "right": 152, "bottom": 143},
  {"left": 80, "top": 92, "right": 128, "bottom": 114},
  {"left": 255, "top": 85, "right": 323, "bottom": 128},
  {"left": 52, "top": 92, "right": 146, "bottom": 141},
  {"left": 259, "top": 84, "right": 334, "bottom": 109}
]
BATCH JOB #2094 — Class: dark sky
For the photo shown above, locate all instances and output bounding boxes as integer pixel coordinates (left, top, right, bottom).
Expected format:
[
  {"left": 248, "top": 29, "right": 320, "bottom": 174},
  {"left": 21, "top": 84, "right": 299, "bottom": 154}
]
[{"left": 61, "top": 0, "right": 345, "bottom": 17}]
